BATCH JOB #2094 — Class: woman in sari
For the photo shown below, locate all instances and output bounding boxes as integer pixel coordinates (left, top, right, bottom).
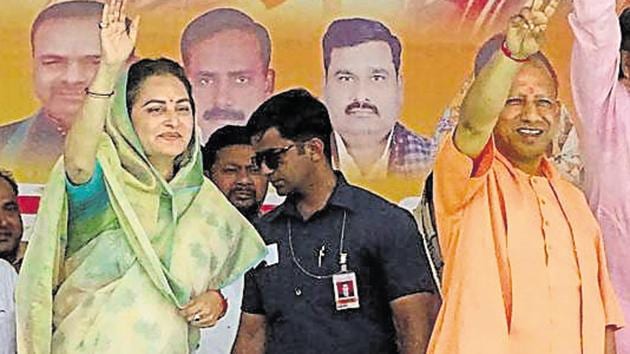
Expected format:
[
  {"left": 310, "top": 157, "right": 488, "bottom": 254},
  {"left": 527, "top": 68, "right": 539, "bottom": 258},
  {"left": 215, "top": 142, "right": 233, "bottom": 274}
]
[{"left": 16, "top": 1, "right": 267, "bottom": 353}]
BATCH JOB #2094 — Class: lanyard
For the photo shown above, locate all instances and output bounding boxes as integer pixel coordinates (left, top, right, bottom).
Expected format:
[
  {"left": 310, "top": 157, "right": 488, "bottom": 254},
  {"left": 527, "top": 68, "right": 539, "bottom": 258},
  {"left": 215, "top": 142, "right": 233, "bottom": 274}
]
[{"left": 287, "top": 211, "right": 348, "bottom": 279}]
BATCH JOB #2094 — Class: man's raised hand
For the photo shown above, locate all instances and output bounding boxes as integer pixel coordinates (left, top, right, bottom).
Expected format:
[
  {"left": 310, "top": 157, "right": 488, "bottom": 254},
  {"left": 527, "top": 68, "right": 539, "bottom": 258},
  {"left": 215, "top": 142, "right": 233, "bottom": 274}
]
[{"left": 505, "top": 0, "right": 559, "bottom": 60}]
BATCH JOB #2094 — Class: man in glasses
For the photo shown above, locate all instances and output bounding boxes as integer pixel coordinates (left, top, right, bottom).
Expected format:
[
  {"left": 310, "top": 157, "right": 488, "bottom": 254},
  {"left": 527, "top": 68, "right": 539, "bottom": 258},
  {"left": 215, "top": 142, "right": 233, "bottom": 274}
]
[{"left": 232, "top": 88, "right": 438, "bottom": 354}]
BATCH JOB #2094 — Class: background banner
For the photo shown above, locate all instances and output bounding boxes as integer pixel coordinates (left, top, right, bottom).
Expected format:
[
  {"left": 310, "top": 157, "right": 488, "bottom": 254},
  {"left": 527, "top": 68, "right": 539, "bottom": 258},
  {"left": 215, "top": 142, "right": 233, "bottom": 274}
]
[{"left": 0, "top": 0, "right": 578, "bottom": 231}]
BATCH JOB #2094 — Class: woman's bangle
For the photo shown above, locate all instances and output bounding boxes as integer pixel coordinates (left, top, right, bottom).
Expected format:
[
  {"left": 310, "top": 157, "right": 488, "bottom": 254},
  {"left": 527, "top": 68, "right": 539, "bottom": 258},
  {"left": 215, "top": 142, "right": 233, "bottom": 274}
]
[
  {"left": 501, "top": 41, "right": 529, "bottom": 63},
  {"left": 85, "top": 87, "right": 115, "bottom": 98}
]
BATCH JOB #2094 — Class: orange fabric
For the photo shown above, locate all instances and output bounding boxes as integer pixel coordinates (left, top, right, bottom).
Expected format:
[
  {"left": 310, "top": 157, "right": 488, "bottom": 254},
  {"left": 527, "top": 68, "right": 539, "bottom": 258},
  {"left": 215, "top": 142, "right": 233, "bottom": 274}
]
[{"left": 428, "top": 134, "right": 623, "bottom": 354}]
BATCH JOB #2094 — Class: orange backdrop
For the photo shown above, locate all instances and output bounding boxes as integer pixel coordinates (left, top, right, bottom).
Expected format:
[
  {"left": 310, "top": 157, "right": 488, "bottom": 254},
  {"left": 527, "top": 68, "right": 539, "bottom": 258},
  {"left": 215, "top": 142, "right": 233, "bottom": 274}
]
[{"left": 0, "top": 0, "right": 576, "bottom": 201}]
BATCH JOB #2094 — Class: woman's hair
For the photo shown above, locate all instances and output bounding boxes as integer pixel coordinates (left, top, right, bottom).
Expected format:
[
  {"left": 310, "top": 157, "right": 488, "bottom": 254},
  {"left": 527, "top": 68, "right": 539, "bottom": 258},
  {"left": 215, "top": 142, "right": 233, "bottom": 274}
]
[{"left": 126, "top": 58, "right": 196, "bottom": 117}]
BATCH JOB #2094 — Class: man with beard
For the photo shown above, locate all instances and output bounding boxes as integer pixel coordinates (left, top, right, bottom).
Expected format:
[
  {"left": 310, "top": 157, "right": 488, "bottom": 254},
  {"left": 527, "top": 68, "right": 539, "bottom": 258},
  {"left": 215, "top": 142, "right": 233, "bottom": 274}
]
[
  {"left": 0, "top": 170, "right": 23, "bottom": 273},
  {"left": 0, "top": 169, "right": 22, "bottom": 353},
  {"left": 180, "top": 8, "right": 275, "bottom": 143},
  {"left": 0, "top": 1, "right": 105, "bottom": 183},
  {"left": 202, "top": 125, "right": 268, "bottom": 222},
  {"left": 199, "top": 125, "right": 269, "bottom": 353},
  {"left": 322, "top": 18, "right": 452, "bottom": 183}
]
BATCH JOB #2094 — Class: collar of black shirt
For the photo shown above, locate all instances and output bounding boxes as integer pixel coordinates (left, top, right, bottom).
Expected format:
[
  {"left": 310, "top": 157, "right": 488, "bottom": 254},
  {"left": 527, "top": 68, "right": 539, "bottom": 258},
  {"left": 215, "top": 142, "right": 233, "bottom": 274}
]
[{"left": 265, "top": 171, "right": 356, "bottom": 222}]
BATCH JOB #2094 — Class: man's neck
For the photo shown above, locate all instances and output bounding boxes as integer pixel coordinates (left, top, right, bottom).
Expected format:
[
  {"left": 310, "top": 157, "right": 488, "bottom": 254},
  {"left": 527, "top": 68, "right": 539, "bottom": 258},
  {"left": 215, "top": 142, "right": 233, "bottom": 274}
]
[
  {"left": 512, "top": 156, "right": 544, "bottom": 176},
  {"left": 296, "top": 167, "right": 337, "bottom": 220},
  {"left": 340, "top": 131, "right": 391, "bottom": 174}
]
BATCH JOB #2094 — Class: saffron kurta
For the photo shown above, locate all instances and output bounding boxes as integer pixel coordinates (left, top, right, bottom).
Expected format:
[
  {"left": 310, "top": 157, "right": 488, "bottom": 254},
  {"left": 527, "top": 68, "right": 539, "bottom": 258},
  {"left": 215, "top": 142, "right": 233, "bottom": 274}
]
[{"left": 428, "top": 134, "right": 623, "bottom": 354}]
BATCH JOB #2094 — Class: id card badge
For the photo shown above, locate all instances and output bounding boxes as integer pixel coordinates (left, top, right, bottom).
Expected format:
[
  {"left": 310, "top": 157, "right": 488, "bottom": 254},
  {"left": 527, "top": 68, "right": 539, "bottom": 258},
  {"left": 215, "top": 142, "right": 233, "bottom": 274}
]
[{"left": 332, "top": 271, "right": 360, "bottom": 310}]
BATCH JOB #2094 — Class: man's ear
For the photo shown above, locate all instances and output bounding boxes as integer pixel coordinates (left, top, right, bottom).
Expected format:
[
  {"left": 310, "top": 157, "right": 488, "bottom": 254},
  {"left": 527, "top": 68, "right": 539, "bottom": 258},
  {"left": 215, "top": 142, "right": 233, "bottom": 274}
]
[
  {"left": 306, "top": 138, "right": 326, "bottom": 162},
  {"left": 265, "top": 68, "right": 276, "bottom": 95}
]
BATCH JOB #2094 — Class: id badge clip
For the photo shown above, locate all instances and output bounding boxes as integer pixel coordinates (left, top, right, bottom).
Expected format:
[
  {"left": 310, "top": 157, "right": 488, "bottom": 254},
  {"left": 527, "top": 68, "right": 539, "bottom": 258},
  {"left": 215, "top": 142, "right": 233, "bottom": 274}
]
[{"left": 332, "top": 252, "right": 360, "bottom": 311}]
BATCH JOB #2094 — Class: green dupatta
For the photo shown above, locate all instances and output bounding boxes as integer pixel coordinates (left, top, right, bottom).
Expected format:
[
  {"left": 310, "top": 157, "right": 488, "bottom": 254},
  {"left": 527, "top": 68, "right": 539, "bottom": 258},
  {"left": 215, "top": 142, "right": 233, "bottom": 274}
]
[{"left": 16, "top": 73, "right": 267, "bottom": 353}]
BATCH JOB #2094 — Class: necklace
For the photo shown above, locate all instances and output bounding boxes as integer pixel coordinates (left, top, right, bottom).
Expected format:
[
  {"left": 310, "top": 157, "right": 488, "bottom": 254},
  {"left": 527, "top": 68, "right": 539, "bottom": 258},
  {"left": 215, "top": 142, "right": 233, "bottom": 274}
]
[{"left": 287, "top": 211, "right": 347, "bottom": 280}]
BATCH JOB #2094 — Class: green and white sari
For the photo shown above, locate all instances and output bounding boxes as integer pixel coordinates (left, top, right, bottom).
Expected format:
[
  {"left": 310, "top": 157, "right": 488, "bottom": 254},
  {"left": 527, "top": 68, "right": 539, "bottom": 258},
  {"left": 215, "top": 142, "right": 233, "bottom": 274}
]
[{"left": 16, "top": 75, "right": 267, "bottom": 354}]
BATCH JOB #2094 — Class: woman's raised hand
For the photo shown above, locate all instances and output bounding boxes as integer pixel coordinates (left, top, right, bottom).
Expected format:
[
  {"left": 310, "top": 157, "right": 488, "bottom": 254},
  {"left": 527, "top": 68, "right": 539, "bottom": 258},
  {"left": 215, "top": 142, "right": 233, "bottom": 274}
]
[{"left": 99, "top": 0, "right": 139, "bottom": 66}]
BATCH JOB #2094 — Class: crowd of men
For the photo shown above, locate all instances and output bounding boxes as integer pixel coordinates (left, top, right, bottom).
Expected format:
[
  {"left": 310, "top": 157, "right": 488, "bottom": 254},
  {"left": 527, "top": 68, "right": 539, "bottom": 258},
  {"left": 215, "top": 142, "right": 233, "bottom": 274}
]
[{"left": 2, "top": 0, "right": 630, "bottom": 353}]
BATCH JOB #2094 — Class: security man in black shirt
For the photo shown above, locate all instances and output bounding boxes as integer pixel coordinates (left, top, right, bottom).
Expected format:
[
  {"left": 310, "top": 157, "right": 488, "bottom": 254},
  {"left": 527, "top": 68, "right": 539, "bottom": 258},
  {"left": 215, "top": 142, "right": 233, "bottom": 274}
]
[{"left": 232, "top": 89, "right": 438, "bottom": 354}]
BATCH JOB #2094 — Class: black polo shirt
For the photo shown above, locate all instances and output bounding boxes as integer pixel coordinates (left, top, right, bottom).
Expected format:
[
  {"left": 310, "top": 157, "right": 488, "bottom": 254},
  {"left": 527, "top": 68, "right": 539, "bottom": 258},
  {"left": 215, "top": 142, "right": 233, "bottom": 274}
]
[{"left": 242, "top": 173, "right": 435, "bottom": 354}]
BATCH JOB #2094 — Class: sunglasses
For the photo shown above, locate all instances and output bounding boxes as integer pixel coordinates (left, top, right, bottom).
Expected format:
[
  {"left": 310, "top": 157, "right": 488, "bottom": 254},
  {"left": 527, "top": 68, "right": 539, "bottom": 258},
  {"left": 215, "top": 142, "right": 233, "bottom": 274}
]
[{"left": 253, "top": 144, "right": 297, "bottom": 170}]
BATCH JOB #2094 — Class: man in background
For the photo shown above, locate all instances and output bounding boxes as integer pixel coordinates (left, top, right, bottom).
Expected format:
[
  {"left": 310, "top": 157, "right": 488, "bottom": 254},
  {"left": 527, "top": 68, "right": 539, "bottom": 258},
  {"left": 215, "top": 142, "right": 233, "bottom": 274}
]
[
  {"left": 322, "top": 18, "right": 451, "bottom": 183},
  {"left": 0, "top": 170, "right": 22, "bottom": 354},
  {"left": 570, "top": 0, "right": 630, "bottom": 350},
  {"left": 199, "top": 125, "right": 269, "bottom": 354},
  {"left": 202, "top": 125, "right": 268, "bottom": 222},
  {"left": 181, "top": 8, "right": 275, "bottom": 142},
  {"left": 0, "top": 257, "right": 17, "bottom": 354},
  {"left": 0, "top": 1, "right": 104, "bottom": 183},
  {"left": 0, "top": 170, "right": 23, "bottom": 273}
]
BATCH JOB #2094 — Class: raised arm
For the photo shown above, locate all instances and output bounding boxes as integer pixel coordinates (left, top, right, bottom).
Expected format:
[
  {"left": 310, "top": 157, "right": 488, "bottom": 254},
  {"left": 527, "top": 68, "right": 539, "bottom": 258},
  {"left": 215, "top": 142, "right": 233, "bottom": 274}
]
[
  {"left": 64, "top": 0, "right": 138, "bottom": 184},
  {"left": 569, "top": 0, "right": 622, "bottom": 128},
  {"left": 455, "top": 0, "right": 558, "bottom": 157}
]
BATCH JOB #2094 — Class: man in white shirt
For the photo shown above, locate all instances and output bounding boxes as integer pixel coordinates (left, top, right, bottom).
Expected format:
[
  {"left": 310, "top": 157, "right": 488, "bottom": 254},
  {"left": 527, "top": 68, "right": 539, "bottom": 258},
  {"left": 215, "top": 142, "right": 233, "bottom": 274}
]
[
  {"left": 0, "top": 258, "right": 17, "bottom": 354},
  {"left": 0, "top": 170, "right": 22, "bottom": 273}
]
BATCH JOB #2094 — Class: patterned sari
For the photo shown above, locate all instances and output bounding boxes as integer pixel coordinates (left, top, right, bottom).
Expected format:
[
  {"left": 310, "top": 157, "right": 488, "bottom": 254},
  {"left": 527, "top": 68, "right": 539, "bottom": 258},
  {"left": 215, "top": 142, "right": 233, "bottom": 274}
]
[{"left": 16, "top": 73, "right": 267, "bottom": 353}]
